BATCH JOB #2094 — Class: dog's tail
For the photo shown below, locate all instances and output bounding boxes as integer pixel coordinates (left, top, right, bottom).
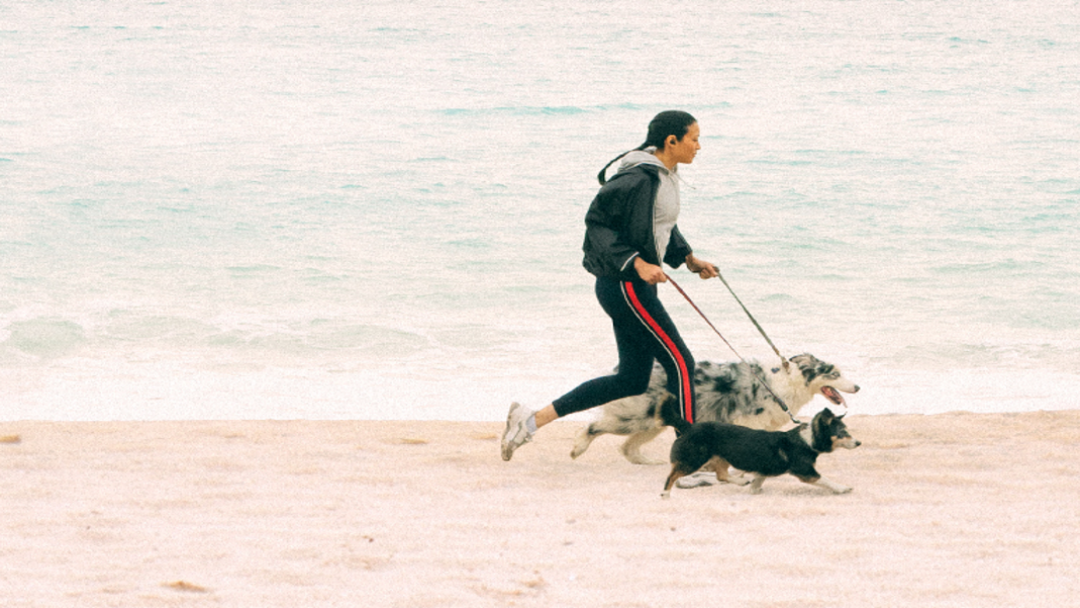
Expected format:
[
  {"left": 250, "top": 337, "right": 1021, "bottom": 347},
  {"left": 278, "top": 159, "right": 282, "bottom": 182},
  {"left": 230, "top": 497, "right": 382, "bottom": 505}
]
[{"left": 658, "top": 391, "right": 692, "bottom": 436}]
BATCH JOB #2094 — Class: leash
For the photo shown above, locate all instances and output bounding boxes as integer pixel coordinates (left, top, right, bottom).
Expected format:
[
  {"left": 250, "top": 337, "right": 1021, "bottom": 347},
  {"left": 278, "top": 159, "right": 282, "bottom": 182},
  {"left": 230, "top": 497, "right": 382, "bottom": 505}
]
[
  {"left": 665, "top": 273, "right": 800, "bottom": 425},
  {"left": 714, "top": 270, "right": 790, "bottom": 372}
]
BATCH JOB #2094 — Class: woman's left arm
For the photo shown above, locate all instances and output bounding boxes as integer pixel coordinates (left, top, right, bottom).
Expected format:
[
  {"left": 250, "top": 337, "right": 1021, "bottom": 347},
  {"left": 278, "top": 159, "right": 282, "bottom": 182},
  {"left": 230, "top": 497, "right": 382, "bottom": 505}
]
[
  {"left": 685, "top": 253, "right": 719, "bottom": 280},
  {"left": 663, "top": 226, "right": 717, "bottom": 279}
]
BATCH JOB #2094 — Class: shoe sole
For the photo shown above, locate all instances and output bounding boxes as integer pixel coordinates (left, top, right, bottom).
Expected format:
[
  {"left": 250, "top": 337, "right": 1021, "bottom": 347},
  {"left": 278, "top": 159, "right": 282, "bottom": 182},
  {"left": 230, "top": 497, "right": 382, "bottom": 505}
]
[{"left": 501, "top": 403, "right": 527, "bottom": 461}]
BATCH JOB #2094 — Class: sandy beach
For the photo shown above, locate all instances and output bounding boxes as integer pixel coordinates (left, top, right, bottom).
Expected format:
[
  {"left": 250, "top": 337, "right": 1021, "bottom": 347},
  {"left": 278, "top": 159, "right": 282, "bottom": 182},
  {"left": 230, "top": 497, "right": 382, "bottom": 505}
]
[{"left": 2, "top": 410, "right": 1078, "bottom": 607}]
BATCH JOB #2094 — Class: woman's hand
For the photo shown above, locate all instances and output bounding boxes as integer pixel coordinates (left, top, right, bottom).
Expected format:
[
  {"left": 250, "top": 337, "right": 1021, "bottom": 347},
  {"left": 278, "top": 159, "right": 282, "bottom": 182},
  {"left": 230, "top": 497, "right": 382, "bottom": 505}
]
[
  {"left": 685, "top": 254, "right": 719, "bottom": 280},
  {"left": 634, "top": 257, "right": 668, "bottom": 284}
]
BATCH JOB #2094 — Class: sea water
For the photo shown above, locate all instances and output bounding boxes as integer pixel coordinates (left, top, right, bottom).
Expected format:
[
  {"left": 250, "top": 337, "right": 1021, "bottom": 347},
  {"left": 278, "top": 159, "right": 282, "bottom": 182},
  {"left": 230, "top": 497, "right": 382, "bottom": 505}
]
[{"left": 2, "top": 1, "right": 1078, "bottom": 420}]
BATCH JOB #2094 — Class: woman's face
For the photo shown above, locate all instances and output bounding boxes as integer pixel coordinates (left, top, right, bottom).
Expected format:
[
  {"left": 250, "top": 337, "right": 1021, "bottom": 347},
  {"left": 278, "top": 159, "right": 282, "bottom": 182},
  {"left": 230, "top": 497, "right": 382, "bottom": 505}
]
[{"left": 667, "top": 122, "right": 701, "bottom": 165}]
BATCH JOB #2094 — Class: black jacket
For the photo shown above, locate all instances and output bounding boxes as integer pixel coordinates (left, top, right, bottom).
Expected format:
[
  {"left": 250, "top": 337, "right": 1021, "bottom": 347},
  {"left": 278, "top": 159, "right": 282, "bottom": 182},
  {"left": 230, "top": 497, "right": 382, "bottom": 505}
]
[{"left": 582, "top": 164, "right": 692, "bottom": 279}]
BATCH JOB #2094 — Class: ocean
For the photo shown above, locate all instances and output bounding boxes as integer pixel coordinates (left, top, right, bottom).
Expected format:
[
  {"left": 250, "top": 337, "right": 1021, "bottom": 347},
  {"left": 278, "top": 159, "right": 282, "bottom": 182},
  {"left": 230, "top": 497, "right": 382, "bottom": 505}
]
[{"left": 2, "top": 0, "right": 1078, "bottom": 420}]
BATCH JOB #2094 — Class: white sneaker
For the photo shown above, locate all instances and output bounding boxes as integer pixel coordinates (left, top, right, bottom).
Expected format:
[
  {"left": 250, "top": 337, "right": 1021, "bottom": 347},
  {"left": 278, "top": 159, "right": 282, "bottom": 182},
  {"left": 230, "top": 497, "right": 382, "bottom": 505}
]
[
  {"left": 675, "top": 471, "right": 718, "bottom": 489},
  {"left": 501, "top": 402, "right": 534, "bottom": 461}
]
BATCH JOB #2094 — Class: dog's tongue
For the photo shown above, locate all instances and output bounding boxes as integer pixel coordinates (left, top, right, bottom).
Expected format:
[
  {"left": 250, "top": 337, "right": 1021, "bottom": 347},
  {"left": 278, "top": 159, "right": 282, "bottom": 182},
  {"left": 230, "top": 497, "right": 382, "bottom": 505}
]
[{"left": 821, "top": 386, "right": 846, "bottom": 406}]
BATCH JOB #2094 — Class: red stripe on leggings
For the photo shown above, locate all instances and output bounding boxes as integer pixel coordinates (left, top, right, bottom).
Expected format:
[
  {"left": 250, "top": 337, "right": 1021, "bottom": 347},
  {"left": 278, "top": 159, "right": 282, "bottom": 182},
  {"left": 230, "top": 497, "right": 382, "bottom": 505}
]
[{"left": 623, "top": 281, "right": 694, "bottom": 424}]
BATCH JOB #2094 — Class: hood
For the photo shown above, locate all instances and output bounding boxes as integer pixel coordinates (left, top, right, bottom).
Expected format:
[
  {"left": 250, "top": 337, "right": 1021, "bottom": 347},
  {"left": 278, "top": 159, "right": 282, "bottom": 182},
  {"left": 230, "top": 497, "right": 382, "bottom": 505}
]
[{"left": 618, "top": 148, "right": 672, "bottom": 175}]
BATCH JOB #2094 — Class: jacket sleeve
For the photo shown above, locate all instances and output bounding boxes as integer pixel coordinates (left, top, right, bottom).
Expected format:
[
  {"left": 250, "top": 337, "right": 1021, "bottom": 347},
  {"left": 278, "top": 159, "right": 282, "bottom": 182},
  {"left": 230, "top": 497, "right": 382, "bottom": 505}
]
[
  {"left": 663, "top": 225, "right": 693, "bottom": 269},
  {"left": 583, "top": 180, "right": 641, "bottom": 279}
]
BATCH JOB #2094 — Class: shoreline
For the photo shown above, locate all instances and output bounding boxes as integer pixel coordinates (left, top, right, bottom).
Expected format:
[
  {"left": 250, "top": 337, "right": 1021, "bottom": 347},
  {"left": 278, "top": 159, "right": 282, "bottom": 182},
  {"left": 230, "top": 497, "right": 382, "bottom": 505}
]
[{"left": 3, "top": 410, "right": 1078, "bottom": 606}]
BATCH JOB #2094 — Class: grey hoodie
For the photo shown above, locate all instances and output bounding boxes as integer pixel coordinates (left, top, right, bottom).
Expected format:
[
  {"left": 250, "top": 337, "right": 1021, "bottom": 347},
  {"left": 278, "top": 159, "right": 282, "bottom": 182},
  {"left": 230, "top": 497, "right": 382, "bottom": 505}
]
[{"left": 617, "top": 148, "right": 681, "bottom": 266}]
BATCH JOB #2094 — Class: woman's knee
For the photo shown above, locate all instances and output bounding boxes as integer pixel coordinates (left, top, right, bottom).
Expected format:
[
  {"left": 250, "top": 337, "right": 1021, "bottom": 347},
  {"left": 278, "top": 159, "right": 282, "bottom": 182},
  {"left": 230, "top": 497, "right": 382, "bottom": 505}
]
[
  {"left": 622, "top": 373, "right": 652, "bottom": 397},
  {"left": 659, "top": 352, "right": 694, "bottom": 384},
  {"left": 626, "top": 375, "right": 653, "bottom": 397},
  {"left": 613, "top": 368, "right": 652, "bottom": 398}
]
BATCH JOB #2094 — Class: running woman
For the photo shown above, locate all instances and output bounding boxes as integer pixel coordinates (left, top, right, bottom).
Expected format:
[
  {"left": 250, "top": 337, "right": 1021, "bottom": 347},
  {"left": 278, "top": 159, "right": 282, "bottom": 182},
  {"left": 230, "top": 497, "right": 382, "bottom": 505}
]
[{"left": 502, "top": 110, "right": 718, "bottom": 461}]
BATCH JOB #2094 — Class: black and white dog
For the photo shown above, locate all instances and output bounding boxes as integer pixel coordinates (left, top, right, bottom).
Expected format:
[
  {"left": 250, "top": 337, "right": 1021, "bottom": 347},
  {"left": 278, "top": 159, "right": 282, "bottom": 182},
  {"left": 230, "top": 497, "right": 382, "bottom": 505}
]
[
  {"left": 570, "top": 354, "right": 859, "bottom": 464},
  {"left": 661, "top": 407, "right": 861, "bottom": 498}
]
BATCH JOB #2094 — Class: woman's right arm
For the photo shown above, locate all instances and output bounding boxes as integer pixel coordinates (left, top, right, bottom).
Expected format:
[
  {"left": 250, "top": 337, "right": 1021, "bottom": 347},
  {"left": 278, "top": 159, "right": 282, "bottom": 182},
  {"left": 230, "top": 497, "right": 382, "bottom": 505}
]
[{"left": 633, "top": 257, "right": 667, "bottom": 284}]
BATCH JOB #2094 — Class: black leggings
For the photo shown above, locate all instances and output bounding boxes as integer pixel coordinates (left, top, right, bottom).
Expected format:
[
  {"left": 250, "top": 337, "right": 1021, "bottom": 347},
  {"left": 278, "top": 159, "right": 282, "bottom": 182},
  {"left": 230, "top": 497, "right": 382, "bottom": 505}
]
[{"left": 552, "top": 276, "right": 696, "bottom": 423}]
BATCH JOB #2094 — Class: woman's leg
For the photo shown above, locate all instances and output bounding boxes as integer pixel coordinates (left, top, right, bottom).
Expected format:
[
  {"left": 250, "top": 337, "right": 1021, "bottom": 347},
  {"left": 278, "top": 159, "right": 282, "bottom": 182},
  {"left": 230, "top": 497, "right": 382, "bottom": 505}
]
[
  {"left": 514, "top": 280, "right": 655, "bottom": 444},
  {"left": 548, "top": 313, "right": 655, "bottom": 418},
  {"left": 547, "top": 277, "right": 663, "bottom": 417},
  {"left": 502, "top": 278, "right": 696, "bottom": 461},
  {"left": 616, "top": 279, "right": 697, "bottom": 424}
]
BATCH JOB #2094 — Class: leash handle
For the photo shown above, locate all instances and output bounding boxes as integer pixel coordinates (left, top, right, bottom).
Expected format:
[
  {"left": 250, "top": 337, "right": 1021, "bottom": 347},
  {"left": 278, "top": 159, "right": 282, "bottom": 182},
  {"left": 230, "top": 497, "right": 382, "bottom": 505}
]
[
  {"left": 665, "top": 274, "right": 799, "bottom": 424},
  {"left": 715, "top": 270, "right": 789, "bottom": 370}
]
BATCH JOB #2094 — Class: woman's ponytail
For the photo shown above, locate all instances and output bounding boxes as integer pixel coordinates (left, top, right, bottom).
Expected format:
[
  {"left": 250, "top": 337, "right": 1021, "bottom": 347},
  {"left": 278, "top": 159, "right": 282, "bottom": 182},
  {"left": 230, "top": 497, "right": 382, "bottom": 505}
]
[
  {"left": 596, "top": 145, "right": 646, "bottom": 185},
  {"left": 596, "top": 110, "right": 697, "bottom": 185}
]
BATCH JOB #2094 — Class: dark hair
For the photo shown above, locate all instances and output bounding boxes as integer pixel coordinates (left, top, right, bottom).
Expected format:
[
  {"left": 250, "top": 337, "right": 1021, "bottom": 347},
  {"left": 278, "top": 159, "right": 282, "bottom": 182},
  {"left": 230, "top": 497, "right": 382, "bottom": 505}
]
[{"left": 596, "top": 110, "right": 697, "bottom": 185}]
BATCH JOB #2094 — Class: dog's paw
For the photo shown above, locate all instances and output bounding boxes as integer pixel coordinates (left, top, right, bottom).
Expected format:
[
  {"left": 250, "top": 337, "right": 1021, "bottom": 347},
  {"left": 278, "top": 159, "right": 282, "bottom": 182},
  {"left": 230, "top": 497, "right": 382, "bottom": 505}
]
[
  {"left": 620, "top": 445, "right": 667, "bottom": 465},
  {"left": 626, "top": 455, "right": 666, "bottom": 466},
  {"left": 569, "top": 436, "right": 592, "bottom": 460},
  {"left": 833, "top": 485, "right": 853, "bottom": 494}
]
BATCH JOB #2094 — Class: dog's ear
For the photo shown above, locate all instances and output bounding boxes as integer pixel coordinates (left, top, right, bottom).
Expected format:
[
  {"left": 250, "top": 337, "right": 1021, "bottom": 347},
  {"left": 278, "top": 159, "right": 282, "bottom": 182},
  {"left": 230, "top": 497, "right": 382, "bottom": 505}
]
[{"left": 821, "top": 407, "right": 835, "bottom": 420}]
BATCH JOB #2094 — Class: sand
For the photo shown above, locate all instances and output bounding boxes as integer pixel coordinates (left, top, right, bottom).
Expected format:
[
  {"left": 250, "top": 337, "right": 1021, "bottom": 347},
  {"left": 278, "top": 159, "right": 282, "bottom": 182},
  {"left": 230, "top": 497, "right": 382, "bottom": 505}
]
[{"left": 1, "top": 410, "right": 1078, "bottom": 607}]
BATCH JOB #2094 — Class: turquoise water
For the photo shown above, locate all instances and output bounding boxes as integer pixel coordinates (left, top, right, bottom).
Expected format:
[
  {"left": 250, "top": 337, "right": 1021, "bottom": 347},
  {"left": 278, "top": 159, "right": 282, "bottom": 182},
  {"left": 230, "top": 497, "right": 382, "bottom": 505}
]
[{"left": 2, "top": 1, "right": 1078, "bottom": 420}]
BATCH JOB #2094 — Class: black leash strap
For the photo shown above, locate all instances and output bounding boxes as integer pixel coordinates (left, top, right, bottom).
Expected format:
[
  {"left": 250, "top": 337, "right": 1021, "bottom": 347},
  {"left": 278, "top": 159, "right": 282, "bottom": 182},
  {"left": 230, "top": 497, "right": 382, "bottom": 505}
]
[{"left": 665, "top": 274, "right": 799, "bottom": 424}]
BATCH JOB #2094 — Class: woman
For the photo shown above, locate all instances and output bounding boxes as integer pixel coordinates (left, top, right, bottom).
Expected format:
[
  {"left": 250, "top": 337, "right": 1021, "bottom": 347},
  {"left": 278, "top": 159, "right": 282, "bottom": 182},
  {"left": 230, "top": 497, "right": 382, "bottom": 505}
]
[{"left": 502, "top": 110, "right": 718, "bottom": 461}]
